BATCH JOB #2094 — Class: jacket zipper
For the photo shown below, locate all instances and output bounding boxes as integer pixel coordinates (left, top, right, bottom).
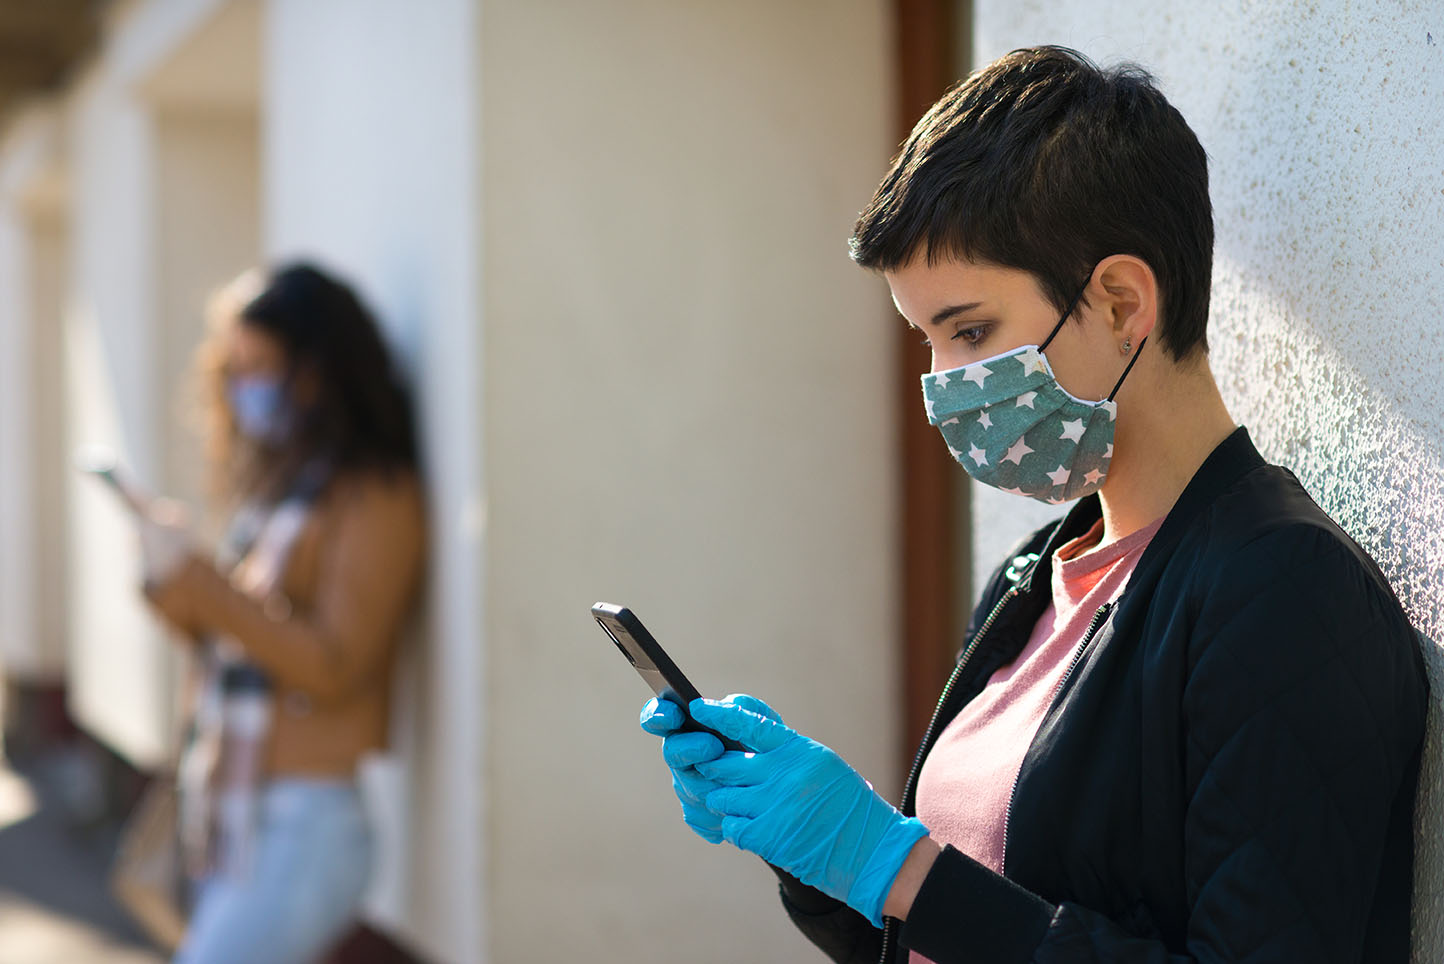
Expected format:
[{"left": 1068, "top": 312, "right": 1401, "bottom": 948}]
[
  {"left": 999, "top": 600, "right": 1113, "bottom": 877},
  {"left": 880, "top": 585, "right": 1022, "bottom": 964}
]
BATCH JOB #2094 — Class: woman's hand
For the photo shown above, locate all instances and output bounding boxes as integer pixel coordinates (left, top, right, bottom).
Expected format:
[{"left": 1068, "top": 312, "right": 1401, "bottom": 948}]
[
  {"left": 138, "top": 498, "right": 196, "bottom": 587},
  {"left": 137, "top": 498, "right": 205, "bottom": 636},
  {"left": 639, "top": 694, "right": 781, "bottom": 844},
  {"left": 688, "top": 697, "right": 930, "bottom": 928}
]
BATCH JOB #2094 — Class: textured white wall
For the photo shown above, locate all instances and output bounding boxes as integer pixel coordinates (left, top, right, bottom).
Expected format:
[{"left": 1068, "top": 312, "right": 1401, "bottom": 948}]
[
  {"left": 973, "top": 1, "right": 1444, "bottom": 957},
  {"left": 481, "top": 1, "right": 894, "bottom": 961}
]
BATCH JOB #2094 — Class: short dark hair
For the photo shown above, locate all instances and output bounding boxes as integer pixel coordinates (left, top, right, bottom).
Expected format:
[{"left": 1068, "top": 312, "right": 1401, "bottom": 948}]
[{"left": 851, "top": 46, "right": 1213, "bottom": 360}]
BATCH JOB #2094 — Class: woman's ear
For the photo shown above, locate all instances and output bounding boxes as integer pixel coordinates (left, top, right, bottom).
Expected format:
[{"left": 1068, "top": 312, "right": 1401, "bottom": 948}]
[{"left": 1092, "top": 255, "right": 1158, "bottom": 349}]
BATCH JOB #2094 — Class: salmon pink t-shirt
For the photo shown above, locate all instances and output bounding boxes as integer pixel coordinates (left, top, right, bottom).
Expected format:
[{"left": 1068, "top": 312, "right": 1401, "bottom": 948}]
[{"left": 908, "top": 515, "right": 1163, "bottom": 964}]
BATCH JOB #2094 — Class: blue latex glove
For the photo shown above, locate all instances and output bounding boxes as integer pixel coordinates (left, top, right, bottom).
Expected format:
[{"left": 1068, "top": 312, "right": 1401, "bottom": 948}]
[
  {"left": 690, "top": 696, "right": 930, "bottom": 927},
  {"left": 639, "top": 694, "right": 780, "bottom": 844}
]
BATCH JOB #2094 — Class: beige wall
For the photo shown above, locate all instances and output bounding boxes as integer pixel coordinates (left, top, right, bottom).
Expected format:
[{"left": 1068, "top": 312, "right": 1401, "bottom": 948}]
[
  {"left": 481, "top": 1, "right": 895, "bottom": 960},
  {"left": 20, "top": 210, "right": 70, "bottom": 683},
  {"left": 263, "top": 1, "right": 900, "bottom": 958}
]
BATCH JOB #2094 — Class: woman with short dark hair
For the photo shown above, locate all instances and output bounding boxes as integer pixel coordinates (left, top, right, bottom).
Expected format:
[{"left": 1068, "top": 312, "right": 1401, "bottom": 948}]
[{"left": 641, "top": 47, "right": 1427, "bottom": 964}]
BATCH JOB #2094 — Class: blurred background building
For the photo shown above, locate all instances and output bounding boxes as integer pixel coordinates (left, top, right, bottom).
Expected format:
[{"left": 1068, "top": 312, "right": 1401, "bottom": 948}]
[{"left": 0, "top": 0, "right": 1438, "bottom": 962}]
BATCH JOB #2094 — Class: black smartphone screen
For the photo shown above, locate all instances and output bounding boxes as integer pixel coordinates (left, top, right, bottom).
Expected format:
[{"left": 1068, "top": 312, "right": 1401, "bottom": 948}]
[{"left": 592, "top": 602, "right": 747, "bottom": 752}]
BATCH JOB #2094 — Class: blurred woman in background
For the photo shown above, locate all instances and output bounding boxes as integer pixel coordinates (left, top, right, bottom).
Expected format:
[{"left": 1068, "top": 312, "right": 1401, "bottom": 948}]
[{"left": 139, "top": 262, "right": 426, "bottom": 964}]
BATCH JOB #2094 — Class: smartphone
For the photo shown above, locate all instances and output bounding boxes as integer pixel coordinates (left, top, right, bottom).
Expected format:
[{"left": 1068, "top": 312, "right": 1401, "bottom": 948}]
[
  {"left": 74, "top": 447, "right": 150, "bottom": 516},
  {"left": 592, "top": 602, "right": 748, "bottom": 752}
]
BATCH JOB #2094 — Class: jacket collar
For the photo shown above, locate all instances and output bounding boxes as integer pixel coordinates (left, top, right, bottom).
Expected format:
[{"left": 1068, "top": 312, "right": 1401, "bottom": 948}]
[
  {"left": 1129, "top": 425, "right": 1264, "bottom": 587},
  {"left": 1018, "top": 426, "right": 1264, "bottom": 598}
]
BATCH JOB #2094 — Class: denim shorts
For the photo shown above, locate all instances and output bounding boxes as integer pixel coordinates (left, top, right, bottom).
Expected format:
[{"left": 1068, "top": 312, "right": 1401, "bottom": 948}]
[{"left": 174, "top": 779, "right": 373, "bottom": 964}]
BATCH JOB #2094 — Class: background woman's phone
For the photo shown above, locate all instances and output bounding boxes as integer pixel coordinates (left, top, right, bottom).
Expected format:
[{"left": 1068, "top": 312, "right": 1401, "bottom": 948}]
[
  {"left": 74, "top": 447, "right": 151, "bottom": 516},
  {"left": 591, "top": 602, "right": 748, "bottom": 752}
]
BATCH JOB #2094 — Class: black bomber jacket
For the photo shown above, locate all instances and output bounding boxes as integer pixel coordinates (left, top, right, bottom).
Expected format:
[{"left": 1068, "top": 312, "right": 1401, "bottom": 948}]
[{"left": 777, "top": 427, "right": 1429, "bottom": 963}]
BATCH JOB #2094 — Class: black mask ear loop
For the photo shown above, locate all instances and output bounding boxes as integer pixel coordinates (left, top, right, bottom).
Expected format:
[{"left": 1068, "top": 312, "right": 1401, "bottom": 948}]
[
  {"left": 1105, "top": 336, "right": 1146, "bottom": 402},
  {"left": 1037, "top": 280, "right": 1092, "bottom": 353}
]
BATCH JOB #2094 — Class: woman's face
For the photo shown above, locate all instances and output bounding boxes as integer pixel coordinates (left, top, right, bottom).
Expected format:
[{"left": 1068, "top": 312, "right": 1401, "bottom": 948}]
[
  {"left": 884, "top": 256, "right": 1125, "bottom": 403},
  {"left": 221, "top": 321, "right": 301, "bottom": 444}
]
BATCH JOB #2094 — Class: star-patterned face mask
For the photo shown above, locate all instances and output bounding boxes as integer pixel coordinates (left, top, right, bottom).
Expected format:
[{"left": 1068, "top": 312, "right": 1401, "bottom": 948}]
[{"left": 920, "top": 285, "right": 1145, "bottom": 504}]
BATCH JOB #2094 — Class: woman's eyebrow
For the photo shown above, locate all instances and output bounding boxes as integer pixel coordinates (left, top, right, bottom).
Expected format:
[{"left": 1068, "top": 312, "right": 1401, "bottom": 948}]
[{"left": 930, "top": 302, "right": 984, "bottom": 325}]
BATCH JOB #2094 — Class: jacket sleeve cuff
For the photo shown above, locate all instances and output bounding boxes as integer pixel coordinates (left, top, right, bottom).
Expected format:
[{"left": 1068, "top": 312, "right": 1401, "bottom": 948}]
[
  {"left": 899, "top": 845, "right": 1056, "bottom": 964},
  {"left": 771, "top": 864, "right": 882, "bottom": 964},
  {"left": 770, "top": 863, "right": 844, "bottom": 914}
]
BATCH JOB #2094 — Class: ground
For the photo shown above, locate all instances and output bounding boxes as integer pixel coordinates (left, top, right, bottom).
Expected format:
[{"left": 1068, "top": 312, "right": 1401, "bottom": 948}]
[{"left": 0, "top": 748, "right": 165, "bottom": 964}]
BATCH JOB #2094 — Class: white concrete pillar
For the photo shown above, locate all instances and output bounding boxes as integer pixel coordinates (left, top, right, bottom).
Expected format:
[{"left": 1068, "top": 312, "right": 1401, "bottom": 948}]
[
  {"left": 0, "top": 134, "right": 50, "bottom": 680},
  {"left": 64, "top": 63, "right": 173, "bottom": 765},
  {"left": 63, "top": 0, "right": 263, "bottom": 768},
  {"left": 263, "top": 0, "right": 485, "bottom": 957},
  {"left": 0, "top": 121, "right": 71, "bottom": 685}
]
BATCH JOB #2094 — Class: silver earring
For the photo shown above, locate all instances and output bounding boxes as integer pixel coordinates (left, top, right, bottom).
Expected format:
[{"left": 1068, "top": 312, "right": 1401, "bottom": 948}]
[{"left": 1121, "top": 339, "right": 1132, "bottom": 355}]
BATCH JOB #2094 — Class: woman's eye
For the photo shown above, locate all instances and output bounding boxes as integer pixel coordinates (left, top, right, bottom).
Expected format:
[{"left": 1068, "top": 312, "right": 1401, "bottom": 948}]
[{"left": 950, "top": 324, "right": 990, "bottom": 345}]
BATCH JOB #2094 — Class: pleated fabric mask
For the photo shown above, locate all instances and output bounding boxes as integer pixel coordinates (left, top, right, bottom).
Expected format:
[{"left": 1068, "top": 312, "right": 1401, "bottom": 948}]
[{"left": 920, "top": 288, "right": 1144, "bottom": 504}]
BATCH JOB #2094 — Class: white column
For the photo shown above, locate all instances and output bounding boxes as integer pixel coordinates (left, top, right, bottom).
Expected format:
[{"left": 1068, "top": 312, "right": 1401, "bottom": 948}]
[
  {"left": 0, "top": 169, "right": 39, "bottom": 679},
  {"left": 263, "top": 1, "right": 484, "bottom": 959},
  {"left": 64, "top": 66, "right": 174, "bottom": 765},
  {"left": 62, "top": 0, "right": 265, "bottom": 768}
]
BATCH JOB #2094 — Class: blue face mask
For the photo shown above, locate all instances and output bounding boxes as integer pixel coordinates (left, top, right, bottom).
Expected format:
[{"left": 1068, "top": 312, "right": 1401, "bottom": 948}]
[{"left": 228, "top": 375, "right": 292, "bottom": 444}]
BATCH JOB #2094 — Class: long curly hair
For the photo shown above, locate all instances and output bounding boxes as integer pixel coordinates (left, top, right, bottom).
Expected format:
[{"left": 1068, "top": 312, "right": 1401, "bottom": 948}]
[{"left": 197, "top": 262, "right": 420, "bottom": 507}]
